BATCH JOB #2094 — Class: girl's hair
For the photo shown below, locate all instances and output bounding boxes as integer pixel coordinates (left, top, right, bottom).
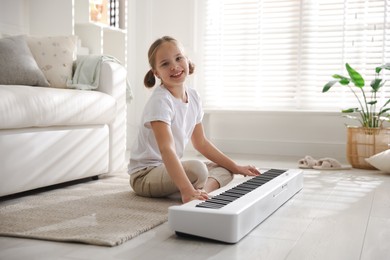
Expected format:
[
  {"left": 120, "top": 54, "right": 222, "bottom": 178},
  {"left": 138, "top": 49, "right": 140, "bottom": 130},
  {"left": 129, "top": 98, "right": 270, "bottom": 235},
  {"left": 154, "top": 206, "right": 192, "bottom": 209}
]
[{"left": 144, "top": 36, "right": 195, "bottom": 88}]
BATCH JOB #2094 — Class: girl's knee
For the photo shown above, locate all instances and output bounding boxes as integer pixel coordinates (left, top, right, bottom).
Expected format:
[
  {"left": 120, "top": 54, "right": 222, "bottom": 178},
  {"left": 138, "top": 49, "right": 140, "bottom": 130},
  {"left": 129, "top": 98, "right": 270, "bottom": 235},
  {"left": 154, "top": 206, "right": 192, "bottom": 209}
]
[
  {"left": 183, "top": 160, "right": 208, "bottom": 187},
  {"left": 207, "top": 164, "right": 234, "bottom": 187}
]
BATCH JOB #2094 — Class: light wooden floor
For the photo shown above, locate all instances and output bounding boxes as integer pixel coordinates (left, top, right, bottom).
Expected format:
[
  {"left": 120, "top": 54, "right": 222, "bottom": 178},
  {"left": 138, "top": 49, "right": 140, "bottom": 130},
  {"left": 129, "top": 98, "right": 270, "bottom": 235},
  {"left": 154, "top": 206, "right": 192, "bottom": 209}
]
[{"left": 1, "top": 153, "right": 389, "bottom": 260}]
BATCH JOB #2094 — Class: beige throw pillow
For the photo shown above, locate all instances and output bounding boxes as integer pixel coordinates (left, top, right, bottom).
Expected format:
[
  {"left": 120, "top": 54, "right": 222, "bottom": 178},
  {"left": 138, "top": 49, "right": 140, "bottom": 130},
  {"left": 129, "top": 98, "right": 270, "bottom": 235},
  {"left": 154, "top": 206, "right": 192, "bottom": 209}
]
[
  {"left": 365, "top": 149, "right": 390, "bottom": 173},
  {"left": 27, "top": 35, "right": 78, "bottom": 88}
]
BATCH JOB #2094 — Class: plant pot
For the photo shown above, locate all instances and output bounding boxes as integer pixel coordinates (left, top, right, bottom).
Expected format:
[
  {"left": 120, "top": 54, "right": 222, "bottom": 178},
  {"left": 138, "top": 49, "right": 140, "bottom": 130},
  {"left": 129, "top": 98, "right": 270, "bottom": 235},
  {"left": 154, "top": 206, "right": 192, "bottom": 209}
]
[{"left": 346, "top": 126, "right": 390, "bottom": 169}]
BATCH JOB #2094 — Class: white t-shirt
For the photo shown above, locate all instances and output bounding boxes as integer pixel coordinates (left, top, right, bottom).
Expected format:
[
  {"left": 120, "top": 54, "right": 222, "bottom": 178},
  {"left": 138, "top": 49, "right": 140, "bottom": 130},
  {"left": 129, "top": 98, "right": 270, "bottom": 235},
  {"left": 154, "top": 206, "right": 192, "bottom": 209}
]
[{"left": 128, "top": 85, "right": 204, "bottom": 174}]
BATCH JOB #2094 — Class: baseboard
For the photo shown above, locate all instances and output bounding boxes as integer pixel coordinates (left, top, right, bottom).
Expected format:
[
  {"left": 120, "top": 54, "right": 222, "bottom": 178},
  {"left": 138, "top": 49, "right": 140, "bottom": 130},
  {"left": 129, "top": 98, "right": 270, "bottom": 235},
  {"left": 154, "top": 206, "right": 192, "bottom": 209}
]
[{"left": 210, "top": 138, "right": 347, "bottom": 161}]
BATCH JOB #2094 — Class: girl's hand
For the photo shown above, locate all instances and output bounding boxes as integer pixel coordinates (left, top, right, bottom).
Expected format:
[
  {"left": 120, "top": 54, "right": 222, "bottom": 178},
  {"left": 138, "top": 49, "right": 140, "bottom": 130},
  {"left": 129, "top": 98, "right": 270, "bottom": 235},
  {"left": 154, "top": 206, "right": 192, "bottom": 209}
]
[
  {"left": 235, "top": 165, "right": 261, "bottom": 177},
  {"left": 181, "top": 189, "right": 209, "bottom": 204}
]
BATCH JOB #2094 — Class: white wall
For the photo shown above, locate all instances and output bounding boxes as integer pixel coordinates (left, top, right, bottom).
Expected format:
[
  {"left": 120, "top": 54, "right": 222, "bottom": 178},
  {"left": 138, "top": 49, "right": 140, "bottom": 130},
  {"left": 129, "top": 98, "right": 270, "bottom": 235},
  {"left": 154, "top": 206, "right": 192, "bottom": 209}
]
[
  {"left": 0, "top": 0, "right": 28, "bottom": 35},
  {"left": 29, "top": 0, "right": 73, "bottom": 36},
  {"left": 0, "top": 0, "right": 72, "bottom": 36},
  {"left": 204, "top": 110, "right": 349, "bottom": 160}
]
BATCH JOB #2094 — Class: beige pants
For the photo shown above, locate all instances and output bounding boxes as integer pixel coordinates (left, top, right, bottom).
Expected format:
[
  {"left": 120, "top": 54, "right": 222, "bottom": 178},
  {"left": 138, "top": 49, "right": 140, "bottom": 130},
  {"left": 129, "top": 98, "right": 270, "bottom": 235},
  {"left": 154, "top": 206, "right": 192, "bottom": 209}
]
[{"left": 130, "top": 160, "right": 233, "bottom": 198}]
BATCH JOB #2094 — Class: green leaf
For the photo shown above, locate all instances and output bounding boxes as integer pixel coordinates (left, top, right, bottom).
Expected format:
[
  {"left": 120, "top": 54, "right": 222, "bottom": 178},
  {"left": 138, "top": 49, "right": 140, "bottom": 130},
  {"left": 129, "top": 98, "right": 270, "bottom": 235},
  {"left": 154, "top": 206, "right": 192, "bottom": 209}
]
[
  {"left": 339, "top": 78, "right": 350, "bottom": 85},
  {"left": 322, "top": 80, "right": 338, "bottom": 92},
  {"left": 367, "top": 100, "right": 377, "bottom": 105},
  {"left": 342, "top": 108, "right": 358, "bottom": 113},
  {"left": 383, "top": 99, "right": 390, "bottom": 107},
  {"left": 370, "top": 78, "right": 382, "bottom": 92},
  {"left": 346, "top": 63, "right": 365, "bottom": 88},
  {"left": 379, "top": 107, "right": 390, "bottom": 115},
  {"left": 332, "top": 74, "right": 350, "bottom": 85},
  {"left": 375, "top": 63, "right": 390, "bottom": 73}
]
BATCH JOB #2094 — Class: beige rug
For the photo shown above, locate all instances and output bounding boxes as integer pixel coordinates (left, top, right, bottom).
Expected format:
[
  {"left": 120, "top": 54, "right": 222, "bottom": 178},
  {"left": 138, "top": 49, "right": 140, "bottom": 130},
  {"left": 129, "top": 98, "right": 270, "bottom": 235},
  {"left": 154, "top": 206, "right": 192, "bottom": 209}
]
[{"left": 0, "top": 172, "right": 179, "bottom": 247}]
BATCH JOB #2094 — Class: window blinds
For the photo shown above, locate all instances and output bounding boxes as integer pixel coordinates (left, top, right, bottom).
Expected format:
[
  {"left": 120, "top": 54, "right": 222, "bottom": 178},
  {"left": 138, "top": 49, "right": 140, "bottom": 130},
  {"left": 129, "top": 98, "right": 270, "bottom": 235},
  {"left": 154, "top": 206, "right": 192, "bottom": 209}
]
[{"left": 201, "top": 0, "right": 390, "bottom": 111}]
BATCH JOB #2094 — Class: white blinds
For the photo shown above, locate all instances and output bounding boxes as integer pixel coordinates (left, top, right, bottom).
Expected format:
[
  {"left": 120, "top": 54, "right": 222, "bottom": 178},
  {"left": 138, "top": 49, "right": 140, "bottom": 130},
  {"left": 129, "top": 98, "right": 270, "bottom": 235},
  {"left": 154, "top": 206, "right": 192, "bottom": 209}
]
[{"left": 201, "top": 0, "right": 390, "bottom": 111}]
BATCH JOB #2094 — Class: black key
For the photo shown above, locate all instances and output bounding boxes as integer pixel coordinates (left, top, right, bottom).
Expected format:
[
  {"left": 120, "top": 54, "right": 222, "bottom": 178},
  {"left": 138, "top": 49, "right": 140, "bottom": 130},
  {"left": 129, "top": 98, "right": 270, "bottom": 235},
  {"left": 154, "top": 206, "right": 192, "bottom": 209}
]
[
  {"left": 224, "top": 190, "right": 245, "bottom": 197},
  {"left": 239, "top": 183, "right": 259, "bottom": 189},
  {"left": 211, "top": 196, "right": 233, "bottom": 203},
  {"left": 215, "top": 194, "right": 238, "bottom": 202},
  {"left": 207, "top": 198, "right": 230, "bottom": 205},
  {"left": 197, "top": 201, "right": 225, "bottom": 209},
  {"left": 246, "top": 179, "right": 267, "bottom": 185},
  {"left": 268, "top": 170, "right": 284, "bottom": 174},
  {"left": 225, "top": 190, "right": 249, "bottom": 197},
  {"left": 232, "top": 185, "right": 253, "bottom": 192},
  {"left": 255, "top": 176, "right": 274, "bottom": 182}
]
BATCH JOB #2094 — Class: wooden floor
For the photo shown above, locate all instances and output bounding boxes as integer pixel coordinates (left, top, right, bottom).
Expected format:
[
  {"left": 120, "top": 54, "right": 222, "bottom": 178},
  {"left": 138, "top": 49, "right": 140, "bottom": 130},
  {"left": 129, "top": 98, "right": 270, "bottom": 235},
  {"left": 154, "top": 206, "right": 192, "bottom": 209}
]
[{"left": 1, "top": 153, "right": 389, "bottom": 260}]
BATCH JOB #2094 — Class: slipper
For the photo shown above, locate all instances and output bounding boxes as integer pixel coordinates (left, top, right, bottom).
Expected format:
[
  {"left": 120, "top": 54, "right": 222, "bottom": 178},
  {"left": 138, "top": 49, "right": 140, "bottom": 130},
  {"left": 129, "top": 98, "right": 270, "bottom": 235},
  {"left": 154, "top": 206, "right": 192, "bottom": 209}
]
[
  {"left": 298, "top": 155, "right": 318, "bottom": 169},
  {"left": 312, "top": 158, "right": 351, "bottom": 170}
]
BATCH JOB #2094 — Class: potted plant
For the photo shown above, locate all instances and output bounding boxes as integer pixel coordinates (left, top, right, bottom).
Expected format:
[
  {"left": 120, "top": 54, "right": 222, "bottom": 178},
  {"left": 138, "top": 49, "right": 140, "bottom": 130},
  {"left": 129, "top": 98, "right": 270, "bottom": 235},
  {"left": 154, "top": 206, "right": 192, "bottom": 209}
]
[{"left": 323, "top": 63, "right": 390, "bottom": 169}]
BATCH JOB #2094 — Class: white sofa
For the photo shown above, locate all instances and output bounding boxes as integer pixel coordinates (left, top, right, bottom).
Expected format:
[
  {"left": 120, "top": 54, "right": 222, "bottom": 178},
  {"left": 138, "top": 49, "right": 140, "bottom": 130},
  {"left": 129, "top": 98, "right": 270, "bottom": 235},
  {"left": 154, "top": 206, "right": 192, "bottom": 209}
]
[{"left": 0, "top": 50, "right": 128, "bottom": 196}]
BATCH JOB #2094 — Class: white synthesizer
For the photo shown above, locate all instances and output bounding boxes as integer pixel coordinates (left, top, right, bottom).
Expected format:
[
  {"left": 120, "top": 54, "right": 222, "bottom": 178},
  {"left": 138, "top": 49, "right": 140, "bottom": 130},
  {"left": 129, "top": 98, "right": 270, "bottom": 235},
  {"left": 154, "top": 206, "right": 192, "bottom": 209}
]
[{"left": 168, "top": 168, "right": 303, "bottom": 243}]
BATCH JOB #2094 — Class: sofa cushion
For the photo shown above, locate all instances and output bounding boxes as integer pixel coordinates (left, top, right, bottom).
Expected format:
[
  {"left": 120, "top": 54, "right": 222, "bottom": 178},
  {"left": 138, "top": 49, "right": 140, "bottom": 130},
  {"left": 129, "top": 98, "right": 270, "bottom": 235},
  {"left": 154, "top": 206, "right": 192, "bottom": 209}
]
[
  {"left": 0, "top": 35, "right": 50, "bottom": 87},
  {"left": 27, "top": 35, "right": 78, "bottom": 88},
  {"left": 0, "top": 85, "right": 116, "bottom": 129}
]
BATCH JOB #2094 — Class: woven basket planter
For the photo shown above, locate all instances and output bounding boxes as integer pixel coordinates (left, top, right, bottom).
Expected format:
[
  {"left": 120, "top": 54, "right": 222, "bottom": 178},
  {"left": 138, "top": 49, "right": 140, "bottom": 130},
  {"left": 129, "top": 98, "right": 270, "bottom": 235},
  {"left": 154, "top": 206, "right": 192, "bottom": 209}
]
[{"left": 346, "top": 126, "right": 390, "bottom": 169}]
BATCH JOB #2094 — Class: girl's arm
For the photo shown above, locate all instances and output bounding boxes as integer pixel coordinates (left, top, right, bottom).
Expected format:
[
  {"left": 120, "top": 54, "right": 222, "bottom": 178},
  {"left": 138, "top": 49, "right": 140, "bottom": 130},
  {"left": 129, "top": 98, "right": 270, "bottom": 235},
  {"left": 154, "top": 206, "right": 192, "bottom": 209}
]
[
  {"left": 151, "top": 121, "right": 208, "bottom": 203},
  {"left": 191, "top": 123, "right": 260, "bottom": 176}
]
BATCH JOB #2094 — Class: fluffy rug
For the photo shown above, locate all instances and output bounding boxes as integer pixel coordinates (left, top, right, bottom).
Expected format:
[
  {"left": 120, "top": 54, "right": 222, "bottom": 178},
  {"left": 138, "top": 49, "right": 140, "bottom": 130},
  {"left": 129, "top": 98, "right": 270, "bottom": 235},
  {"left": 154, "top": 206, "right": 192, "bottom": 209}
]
[{"left": 0, "top": 172, "right": 179, "bottom": 247}]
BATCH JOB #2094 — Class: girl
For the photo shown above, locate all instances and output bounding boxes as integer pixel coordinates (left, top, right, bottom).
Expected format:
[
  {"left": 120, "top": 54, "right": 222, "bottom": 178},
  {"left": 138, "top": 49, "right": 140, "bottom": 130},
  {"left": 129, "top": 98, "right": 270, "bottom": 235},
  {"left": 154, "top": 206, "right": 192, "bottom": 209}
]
[{"left": 129, "top": 36, "right": 260, "bottom": 203}]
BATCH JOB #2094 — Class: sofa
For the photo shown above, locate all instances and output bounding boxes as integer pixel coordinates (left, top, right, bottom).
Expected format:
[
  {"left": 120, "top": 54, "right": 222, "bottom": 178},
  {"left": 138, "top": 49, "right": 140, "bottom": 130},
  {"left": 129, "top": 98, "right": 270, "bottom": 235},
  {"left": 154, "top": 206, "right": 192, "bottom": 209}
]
[{"left": 0, "top": 35, "right": 128, "bottom": 196}]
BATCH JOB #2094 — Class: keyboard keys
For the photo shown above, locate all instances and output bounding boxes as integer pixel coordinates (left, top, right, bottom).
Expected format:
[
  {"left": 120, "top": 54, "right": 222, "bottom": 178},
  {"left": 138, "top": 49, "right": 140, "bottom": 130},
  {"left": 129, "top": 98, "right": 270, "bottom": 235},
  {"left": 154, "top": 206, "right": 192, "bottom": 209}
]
[{"left": 196, "top": 169, "right": 286, "bottom": 209}]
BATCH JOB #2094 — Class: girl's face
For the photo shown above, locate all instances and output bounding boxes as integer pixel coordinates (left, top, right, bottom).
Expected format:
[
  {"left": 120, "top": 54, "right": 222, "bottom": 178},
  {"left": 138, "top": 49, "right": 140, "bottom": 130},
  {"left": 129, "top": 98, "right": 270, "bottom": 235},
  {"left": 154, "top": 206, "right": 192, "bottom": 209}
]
[{"left": 153, "top": 41, "right": 189, "bottom": 89}]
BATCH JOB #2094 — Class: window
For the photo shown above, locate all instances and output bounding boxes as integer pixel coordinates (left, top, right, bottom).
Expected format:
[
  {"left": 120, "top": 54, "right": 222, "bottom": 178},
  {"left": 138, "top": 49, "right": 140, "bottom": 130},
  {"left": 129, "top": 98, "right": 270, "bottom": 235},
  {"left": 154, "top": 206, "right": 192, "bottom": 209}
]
[{"left": 199, "top": 0, "right": 390, "bottom": 111}]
